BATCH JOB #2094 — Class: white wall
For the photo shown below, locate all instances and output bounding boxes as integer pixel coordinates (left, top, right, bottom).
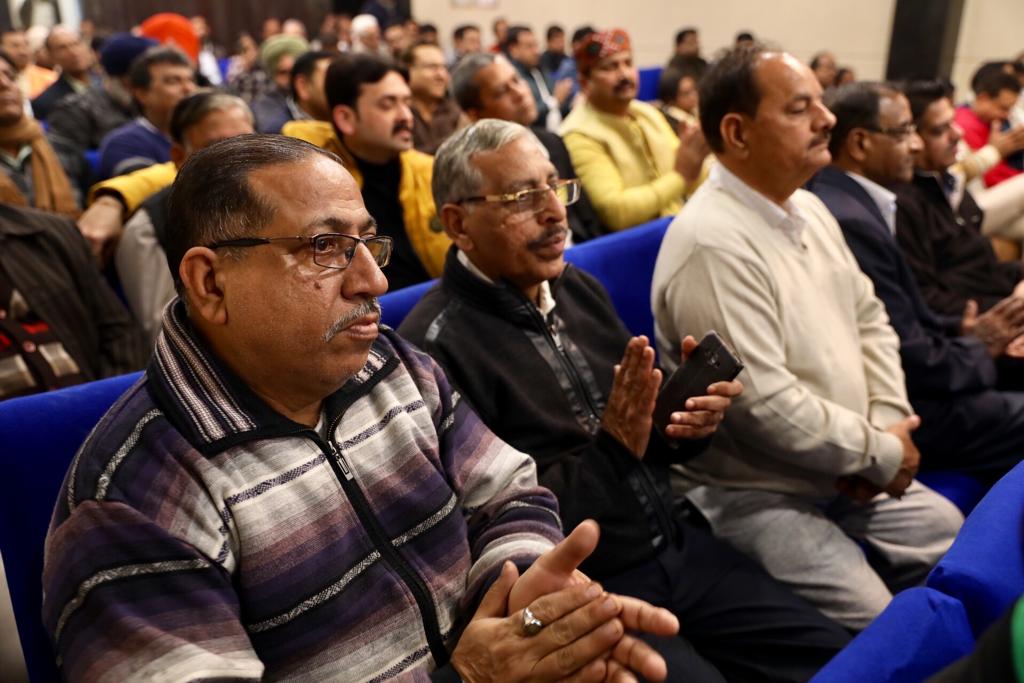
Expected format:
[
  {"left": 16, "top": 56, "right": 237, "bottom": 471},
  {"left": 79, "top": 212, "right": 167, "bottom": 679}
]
[
  {"left": 952, "top": 0, "right": 1024, "bottom": 99},
  {"left": 415, "top": 0, "right": 896, "bottom": 81}
]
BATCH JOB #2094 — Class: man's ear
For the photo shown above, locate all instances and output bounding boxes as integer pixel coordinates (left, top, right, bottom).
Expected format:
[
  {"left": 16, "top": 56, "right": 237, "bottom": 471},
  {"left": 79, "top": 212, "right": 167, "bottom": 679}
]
[
  {"left": 846, "top": 128, "right": 871, "bottom": 164},
  {"left": 439, "top": 203, "right": 474, "bottom": 251},
  {"left": 332, "top": 103, "right": 358, "bottom": 137},
  {"left": 179, "top": 246, "right": 229, "bottom": 326},
  {"left": 294, "top": 74, "right": 309, "bottom": 104},
  {"left": 719, "top": 112, "right": 749, "bottom": 159},
  {"left": 169, "top": 143, "right": 187, "bottom": 169}
]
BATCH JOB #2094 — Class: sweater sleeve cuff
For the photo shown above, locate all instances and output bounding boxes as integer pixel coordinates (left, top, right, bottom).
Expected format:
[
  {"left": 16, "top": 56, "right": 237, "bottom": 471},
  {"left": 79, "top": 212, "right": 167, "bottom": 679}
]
[{"left": 859, "top": 431, "right": 904, "bottom": 488}]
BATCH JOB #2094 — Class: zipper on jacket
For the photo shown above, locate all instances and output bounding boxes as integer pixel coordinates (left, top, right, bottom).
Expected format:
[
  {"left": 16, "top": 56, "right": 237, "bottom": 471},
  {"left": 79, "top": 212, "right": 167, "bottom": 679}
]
[
  {"left": 525, "top": 301, "right": 675, "bottom": 546},
  {"left": 311, "top": 422, "right": 450, "bottom": 668}
]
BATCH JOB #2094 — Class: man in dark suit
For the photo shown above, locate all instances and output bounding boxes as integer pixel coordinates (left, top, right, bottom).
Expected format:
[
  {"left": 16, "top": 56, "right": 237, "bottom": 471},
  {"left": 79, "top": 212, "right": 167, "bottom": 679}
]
[{"left": 808, "top": 81, "right": 1024, "bottom": 480}]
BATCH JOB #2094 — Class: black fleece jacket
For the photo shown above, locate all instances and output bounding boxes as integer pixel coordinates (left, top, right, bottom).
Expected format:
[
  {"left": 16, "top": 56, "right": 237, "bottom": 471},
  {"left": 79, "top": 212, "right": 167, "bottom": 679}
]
[{"left": 398, "top": 249, "right": 707, "bottom": 578}]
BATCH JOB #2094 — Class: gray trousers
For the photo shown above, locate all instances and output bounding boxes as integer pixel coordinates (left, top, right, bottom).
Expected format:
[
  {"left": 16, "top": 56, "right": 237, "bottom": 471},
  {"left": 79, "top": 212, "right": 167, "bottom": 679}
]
[{"left": 680, "top": 480, "right": 964, "bottom": 631}]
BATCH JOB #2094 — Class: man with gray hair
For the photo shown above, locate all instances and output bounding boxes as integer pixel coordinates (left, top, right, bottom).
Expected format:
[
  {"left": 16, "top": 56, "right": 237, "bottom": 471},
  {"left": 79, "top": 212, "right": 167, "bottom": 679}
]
[
  {"left": 452, "top": 52, "right": 605, "bottom": 241},
  {"left": 44, "top": 131, "right": 680, "bottom": 681},
  {"left": 400, "top": 118, "right": 851, "bottom": 682},
  {"left": 115, "top": 91, "right": 255, "bottom": 344}
]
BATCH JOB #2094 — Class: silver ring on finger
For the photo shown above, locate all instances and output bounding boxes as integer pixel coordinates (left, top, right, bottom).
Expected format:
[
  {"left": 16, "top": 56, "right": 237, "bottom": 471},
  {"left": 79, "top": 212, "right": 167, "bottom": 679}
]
[{"left": 522, "top": 606, "right": 544, "bottom": 636}]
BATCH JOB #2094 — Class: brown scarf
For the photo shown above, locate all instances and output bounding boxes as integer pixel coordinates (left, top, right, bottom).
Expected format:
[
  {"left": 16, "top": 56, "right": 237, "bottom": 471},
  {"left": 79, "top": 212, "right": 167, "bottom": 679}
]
[{"left": 0, "top": 116, "right": 78, "bottom": 217}]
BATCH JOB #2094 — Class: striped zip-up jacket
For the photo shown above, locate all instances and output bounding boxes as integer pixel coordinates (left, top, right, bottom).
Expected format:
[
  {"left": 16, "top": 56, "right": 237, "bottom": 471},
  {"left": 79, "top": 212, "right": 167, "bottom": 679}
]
[{"left": 42, "top": 300, "right": 562, "bottom": 682}]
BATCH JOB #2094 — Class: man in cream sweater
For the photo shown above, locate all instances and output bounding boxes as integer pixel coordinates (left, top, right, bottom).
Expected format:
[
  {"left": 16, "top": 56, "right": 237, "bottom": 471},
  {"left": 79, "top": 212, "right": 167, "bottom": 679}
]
[{"left": 651, "top": 46, "right": 962, "bottom": 631}]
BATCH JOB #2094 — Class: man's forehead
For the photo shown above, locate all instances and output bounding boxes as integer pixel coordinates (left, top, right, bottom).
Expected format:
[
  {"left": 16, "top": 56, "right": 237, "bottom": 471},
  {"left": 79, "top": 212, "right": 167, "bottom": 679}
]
[
  {"left": 361, "top": 72, "right": 410, "bottom": 99},
  {"left": 596, "top": 50, "right": 633, "bottom": 69},
  {"left": 474, "top": 138, "right": 554, "bottom": 186},
  {"left": 480, "top": 60, "right": 515, "bottom": 88},
  {"left": 755, "top": 53, "right": 819, "bottom": 101}
]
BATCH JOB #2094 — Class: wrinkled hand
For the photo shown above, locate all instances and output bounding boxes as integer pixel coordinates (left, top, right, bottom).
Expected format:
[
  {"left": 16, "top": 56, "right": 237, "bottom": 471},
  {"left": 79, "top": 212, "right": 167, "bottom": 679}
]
[
  {"left": 77, "top": 195, "right": 126, "bottom": 266},
  {"left": 882, "top": 415, "right": 921, "bottom": 498},
  {"left": 452, "top": 563, "right": 642, "bottom": 682},
  {"left": 662, "top": 335, "right": 743, "bottom": 440},
  {"left": 674, "top": 120, "right": 709, "bottom": 183},
  {"left": 989, "top": 121, "right": 1024, "bottom": 158},
  {"left": 601, "top": 336, "right": 661, "bottom": 458},
  {"left": 961, "top": 297, "right": 1024, "bottom": 357},
  {"left": 553, "top": 78, "right": 574, "bottom": 106},
  {"left": 462, "top": 521, "right": 679, "bottom": 683}
]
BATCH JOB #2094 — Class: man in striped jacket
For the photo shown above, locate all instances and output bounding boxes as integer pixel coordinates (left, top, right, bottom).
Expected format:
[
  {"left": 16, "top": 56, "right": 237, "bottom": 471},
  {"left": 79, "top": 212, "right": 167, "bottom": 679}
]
[{"left": 42, "top": 134, "right": 677, "bottom": 682}]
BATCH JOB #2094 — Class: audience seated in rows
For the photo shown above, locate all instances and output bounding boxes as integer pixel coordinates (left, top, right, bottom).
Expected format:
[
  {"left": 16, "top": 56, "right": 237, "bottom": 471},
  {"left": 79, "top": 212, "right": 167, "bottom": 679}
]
[
  {"left": 96, "top": 46, "right": 196, "bottom": 180},
  {"left": 250, "top": 34, "right": 311, "bottom": 133},
  {"left": 0, "top": 51, "right": 85, "bottom": 214},
  {"left": 400, "top": 40, "right": 466, "bottom": 154},
  {"left": 896, "top": 80, "right": 1024, "bottom": 315},
  {"left": 561, "top": 29, "right": 708, "bottom": 231},
  {"left": 504, "top": 25, "right": 566, "bottom": 131},
  {"left": 809, "top": 81, "right": 1024, "bottom": 480},
  {"left": 46, "top": 33, "right": 153, "bottom": 153},
  {"left": 41, "top": 133, "right": 679, "bottom": 682},
  {"left": 285, "top": 52, "right": 448, "bottom": 290},
  {"left": 30, "top": 25, "right": 96, "bottom": 121},
  {"left": 1, "top": 28, "right": 55, "bottom": 102},
  {"left": 651, "top": 47, "right": 963, "bottom": 631},
  {"left": 400, "top": 119, "right": 851, "bottom": 681},
  {"left": 116, "top": 91, "right": 255, "bottom": 345},
  {"left": 0, "top": 201, "right": 144, "bottom": 400},
  {"left": 448, "top": 23, "right": 481, "bottom": 68},
  {"left": 451, "top": 51, "right": 606, "bottom": 242}
]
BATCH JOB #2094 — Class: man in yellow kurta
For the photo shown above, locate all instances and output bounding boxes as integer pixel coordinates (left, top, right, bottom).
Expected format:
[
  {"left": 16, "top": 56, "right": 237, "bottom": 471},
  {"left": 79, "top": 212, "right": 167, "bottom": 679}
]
[{"left": 560, "top": 29, "right": 709, "bottom": 231}]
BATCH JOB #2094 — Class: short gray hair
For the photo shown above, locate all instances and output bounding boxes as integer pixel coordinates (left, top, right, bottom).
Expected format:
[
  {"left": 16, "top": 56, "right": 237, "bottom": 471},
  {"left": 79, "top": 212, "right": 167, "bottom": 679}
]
[
  {"left": 170, "top": 90, "right": 253, "bottom": 148},
  {"left": 451, "top": 52, "right": 499, "bottom": 111},
  {"left": 432, "top": 119, "right": 548, "bottom": 209}
]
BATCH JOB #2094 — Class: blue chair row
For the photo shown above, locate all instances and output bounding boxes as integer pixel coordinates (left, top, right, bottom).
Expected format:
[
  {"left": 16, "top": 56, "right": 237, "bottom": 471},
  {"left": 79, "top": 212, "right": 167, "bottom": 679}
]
[
  {"left": 637, "top": 66, "right": 662, "bottom": 102},
  {"left": 812, "top": 460, "right": 1024, "bottom": 682}
]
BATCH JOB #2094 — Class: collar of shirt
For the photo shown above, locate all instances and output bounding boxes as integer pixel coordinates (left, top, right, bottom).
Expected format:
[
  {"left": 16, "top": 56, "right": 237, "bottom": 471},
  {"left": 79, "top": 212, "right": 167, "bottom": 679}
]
[
  {"left": 846, "top": 171, "right": 897, "bottom": 235},
  {"left": 0, "top": 144, "right": 32, "bottom": 169},
  {"left": 135, "top": 115, "right": 170, "bottom": 141},
  {"left": 710, "top": 162, "right": 809, "bottom": 246},
  {"left": 456, "top": 249, "right": 556, "bottom": 315}
]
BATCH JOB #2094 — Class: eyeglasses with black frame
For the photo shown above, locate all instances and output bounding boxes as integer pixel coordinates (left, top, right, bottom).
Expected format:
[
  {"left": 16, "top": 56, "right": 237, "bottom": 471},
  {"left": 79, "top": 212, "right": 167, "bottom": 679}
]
[
  {"left": 864, "top": 122, "right": 917, "bottom": 141},
  {"left": 458, "top": 178, "right": 581, "bottom": 215},
  {"left": 205, "top": 233, "right": 394, "bottom": 270}
]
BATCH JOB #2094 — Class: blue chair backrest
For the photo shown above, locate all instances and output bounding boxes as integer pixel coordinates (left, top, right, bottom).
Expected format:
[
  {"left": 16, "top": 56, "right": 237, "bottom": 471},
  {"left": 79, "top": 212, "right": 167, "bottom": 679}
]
[
  {"left": 381, "top": 279, "right": 435, "bottom": 330},
  {"left": 637, "top": 66, "right": 662, "bottom": 102},
  {"left": 565, "top": 218, "right": 671, "bottom": 341},
  {"left": 0, "top": 372, "right": 142, "bottom": 682},
  {"left": 810, "top": 587, "right": 974, "bottom": 682},
  {"left": 927, "top": 459, "right": 1024, "bottom": 634}
]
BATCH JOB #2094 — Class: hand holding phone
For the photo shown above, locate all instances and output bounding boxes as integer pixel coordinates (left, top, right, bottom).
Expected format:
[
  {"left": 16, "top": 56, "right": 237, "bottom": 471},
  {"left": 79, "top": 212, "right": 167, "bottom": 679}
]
[{"left": 653, "top": 331, "right": 744, "bottom": 438}]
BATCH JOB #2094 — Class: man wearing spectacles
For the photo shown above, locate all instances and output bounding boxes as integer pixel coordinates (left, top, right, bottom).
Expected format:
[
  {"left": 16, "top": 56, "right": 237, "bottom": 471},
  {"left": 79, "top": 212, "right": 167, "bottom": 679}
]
[
  {"left": 401, "top": 118, "right": 851, "bottom": 681},
  {"left": 42, "top": 133, "right": 681, "bottom": 682},
  {"left": 810, "top": 81, "right": 1024, "bottom": 482},
  {"left": 399, "top": 41, "right": 466, "bottom": 154}
]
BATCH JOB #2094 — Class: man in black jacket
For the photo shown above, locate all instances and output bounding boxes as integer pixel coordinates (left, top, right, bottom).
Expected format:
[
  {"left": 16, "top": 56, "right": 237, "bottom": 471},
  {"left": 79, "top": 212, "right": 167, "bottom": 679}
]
[
  {"left": 450, "top": 51, "right": 606, "bottom": 243},
  {"left": 895, "top": 80, "right": 1024, "bottom": 316},
  {"left": 808, "top": 81, "right": 1024, "bottom": 479},
  {"left": 399, "top": 119, "right": 850, "bottom": 683}
]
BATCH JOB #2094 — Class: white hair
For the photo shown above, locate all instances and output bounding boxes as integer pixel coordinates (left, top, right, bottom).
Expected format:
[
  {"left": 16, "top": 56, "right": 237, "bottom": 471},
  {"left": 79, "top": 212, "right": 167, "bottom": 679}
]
[{"left": 351, "top": 14, "right": 380, "bottom": 37}]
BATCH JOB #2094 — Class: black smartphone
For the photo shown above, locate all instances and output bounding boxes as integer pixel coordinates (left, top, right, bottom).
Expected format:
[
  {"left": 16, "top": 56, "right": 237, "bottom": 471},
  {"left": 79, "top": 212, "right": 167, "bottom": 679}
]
[{"left": 653, "top": 331, "right": 744, "bottom": 435}]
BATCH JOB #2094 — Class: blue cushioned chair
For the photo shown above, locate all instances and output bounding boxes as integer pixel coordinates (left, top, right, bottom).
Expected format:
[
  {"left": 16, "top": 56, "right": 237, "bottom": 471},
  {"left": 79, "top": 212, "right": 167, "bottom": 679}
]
[
  {"left": 564, "top": 217, "right": 671, "bottom": 341},
  {"left": 928, "top": 460, "right": 1024, "bottom": 635},
  {"left": 381, "top": 279, "right": 435, "bottom": 330},
  {"left": 810, "top": 587, "right": 975, "bottom": 683},
  {"left": 637, "top": 66, "right": 662, "bottom": 102},
  {"left": 0, "top": 372, "right": 142, "bottom": 682},
  {"left": 916, "top": 471, "right": 987, "bottom": 516}
]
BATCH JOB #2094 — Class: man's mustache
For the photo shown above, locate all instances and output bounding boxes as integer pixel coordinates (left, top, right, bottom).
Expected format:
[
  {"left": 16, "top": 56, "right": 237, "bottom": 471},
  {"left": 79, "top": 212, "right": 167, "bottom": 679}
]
[
  {"left": 392, "top": 121, "right": 413, "bottom": 135},
  {"left": 323, "top": 298, "right": 382, "bottom": 342},
  {"left": 614, "top": 78, "right": 636, "bottom": 91},
  {"left": 527, "top": 225, "right": 569, "bottom": 249}
]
